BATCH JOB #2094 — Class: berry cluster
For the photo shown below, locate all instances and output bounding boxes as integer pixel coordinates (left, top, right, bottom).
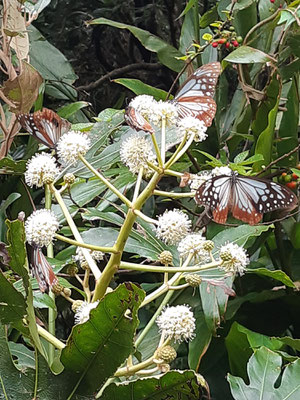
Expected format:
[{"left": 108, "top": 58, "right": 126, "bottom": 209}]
[
  {"left": 211, "top": 27, "right": 243, "bottom": 51},
  {"left": 279, "top": 167, "right": 300, "bottom": 190}
]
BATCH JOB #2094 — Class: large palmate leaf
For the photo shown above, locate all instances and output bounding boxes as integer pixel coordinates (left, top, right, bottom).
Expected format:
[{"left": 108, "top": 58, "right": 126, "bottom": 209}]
[
  {"left": 100, "top": 370, "right": 208, "bottom": 399},
  {"left": 228, "top": 346, "right": 300, "bottom": 400},
  {"left": 61, "top": 283, "right": 145, "bottom": 394}
]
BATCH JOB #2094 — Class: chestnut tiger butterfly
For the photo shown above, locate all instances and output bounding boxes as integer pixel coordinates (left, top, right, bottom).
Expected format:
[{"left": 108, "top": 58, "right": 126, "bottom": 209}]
[
  {"left": 30, "top": 246, "right": 58, "bottom": 293},
  {"left": 17, "top": 108, "right": 71, "bottom": 149},
  {"left": 173, "top": 62, "right": 222, "bottom": 127},
  {"left": 124, "top": 106, "right": 155, "bottom": 134},
  {"left": 195, "top": 171, "right": 298, "bottom": 225}
]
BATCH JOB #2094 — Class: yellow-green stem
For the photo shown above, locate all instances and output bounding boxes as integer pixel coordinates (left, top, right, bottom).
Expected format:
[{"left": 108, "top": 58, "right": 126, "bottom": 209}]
[
  {"left": 119, "top": 260, "right": 221, "bottom": 273},
  {"left": 133, "top": 166, "right": 143, "bottom": 202},
  {"left": 79, "top": 154, "right": 132, "bottom": 207},
  {"left": 93, "top": 172, "right": 161, "bottom": 301},
  {"left": 50, "top": 184, "right": 101, "bottom": 280},
  {"left": 45, "top": 185, "right": 56, "bottom": 365},
  {"left": 164, "top": 133, "right": 187, "bottom": 169},
  {"left": 37, "top": 325, "right": 65, "bottom": 349},
  {"left": 55, "top": 233, "right": 117, "bottom": 254},
  {"left": 151, "top": 133, "right": 163, "bottom": 167},
  {"left": 153, "top": 189, "right": 194, "bottom": 199},
  {"left": 161, "top": 117, "right": 166, "bottom": 164}
]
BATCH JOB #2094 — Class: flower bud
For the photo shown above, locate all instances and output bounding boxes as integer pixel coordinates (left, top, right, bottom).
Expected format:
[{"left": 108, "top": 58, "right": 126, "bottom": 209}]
[
  {"left": 72, "top": 300, "right": 84, "bottom": 312},
  {"left": 158, "top": 250, "right": 173, "bottom": 266},
  {"left": 51, "top": 282, "right": 64, "bottom": 295},
  {"left": 185, "top": 274, "right": 202, "bottom": 287}
]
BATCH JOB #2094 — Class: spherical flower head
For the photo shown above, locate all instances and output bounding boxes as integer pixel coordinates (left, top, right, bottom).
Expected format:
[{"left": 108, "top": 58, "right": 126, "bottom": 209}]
[
  {"left": 156, "top": 305, "right": 196, "bottom": 342},
  {"left": 219, "top": 243, "right": 249, "bottom": 275},
  {"left": 74, "top": 300, "right": 99, "bottom": 325},
  {"left": 57, "top": 130, "right": 90, "bottom": 165},
  {"left": 74, "top": 247, "right": 104, "bottom": 267},
  {"left": 25, "top": 152, "right": 60, "bottom": 187},
  {"left": 212, "top": 166, "right": 232, "bottom": 177},
  {"left": 155, "top": 209, "right": 191, "bottom": 245},
  {"left": 177, "top": 116, "right": 208, "bottom": 142},
  {"left": 150, "top": 101, "right": 179, "bottom": 127},
  {"left": 25, "top": 209, "right": 59, "bottom": 247},
  {"left": 129, "top": 95, "right": 158, "bottom": 122},
  {"left": 177, "top": 233, "right": 210, "bottom": 263},
  {"left": 189, "top": 171, "right": 212, "bottom": 192},
  {"left": 120, "top": 133, "right": 157, "bottom": 176}
]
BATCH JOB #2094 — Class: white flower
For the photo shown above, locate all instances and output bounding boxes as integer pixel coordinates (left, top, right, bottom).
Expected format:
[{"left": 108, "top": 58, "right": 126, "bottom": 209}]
[
  {"left": 74, "top": 247, "right": 104, "bottom": 266},
  {"left": 57, "top": 130, "right": 90, "bottom": 164},
  {"left": 188, "top": 171, "right": 212, "bottom": 192},
  {"left": 129, "top": 95, "right": 158, "bottom": 122},
  {"left": 155, "top": 209, "right": 191, "bottom": 245},
  {"left": 219, "top": 243, "right": 249, "bottom": 275},
  {"left": 150, "top": 101, "right": 179, "bottom": 127},
  {"left": 25, "top": 209, "right": 59, "bottom": 247},
  {"left": 120, "top": 133, "right": 157, "bottom": 176},
  {"left": 25, "top": 153, "right": 60, "bottom": 187},
  {"left": 156, "top": 305, "right": 196, "bottom": 342},
  {"left": 212, "top": 166, "right": 232, "bottom": 177},
  {"left": 74, "top": 301, "right": 99, "bottom": 324},
  {"left": 177, "top": 116, "right": 208, "bottom": 142},
  {"left": 178, "top": 233, "right": 210, "bottom": 263}
]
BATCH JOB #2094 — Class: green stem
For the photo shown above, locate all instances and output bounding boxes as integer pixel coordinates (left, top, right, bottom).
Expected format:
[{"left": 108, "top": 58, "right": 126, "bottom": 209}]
[
  {"left": 164, "top": 133, "right": 187, "bottom": 169},
  {"left": 161, "top": 117, "right": 166, "bottom": 164},
  {"left": 153, "top": 189, "right": 194, "bottom": 199},
  {"left": 193, "top": 0, "right": 200, "bottom": 46},
  {"left": 164, "top": 169, "right": 183, "bottom": 178},
  {"left": 78, "top": 154, "right": 132, "bottom": 208},
  {"left": 37, "top": 325, "right": 65, "bottom": 349},
  {"left": 55, "top": 233, "right": 117, "bottom": 254},
  {"left": 33, "top": 348, "right": 38, "bottom": 399},
  {"left": 114, "top": 355, "right": 155, "bottom": 377},
  {"left": 119, "top": 260, "right": 220, "bottom": 273},
  {"left": 133, "top": 166, "right": 143, "bottom": 202},
  {"left": 168, "top": 132, "right": 195, "bottom": 167},
  {"left": 50, "top": 184, "right": 101, "bottom": 280},
  {"left": 45, "top": 185, "right": 56, "bottom": 365},
  {"left": 92, "top": 172, "right": 162, "bottom": 301},
  {"left": 151, "top": 133, "right": 163, "bottom": 167}
]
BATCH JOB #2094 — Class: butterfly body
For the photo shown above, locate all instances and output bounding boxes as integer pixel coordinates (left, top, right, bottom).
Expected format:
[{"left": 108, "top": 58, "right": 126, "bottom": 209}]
[
  {"left": 173, "top": 62, "right": 221, "bottom": 127},
  {"left": 195, "top": 172, "right": 298, "bottom": 225},
  {"left": 18, "top": 108, "right": 71, "bottom": 148},
  {"left": 124, "top": 106, "right": 155, "bottom": 134}
]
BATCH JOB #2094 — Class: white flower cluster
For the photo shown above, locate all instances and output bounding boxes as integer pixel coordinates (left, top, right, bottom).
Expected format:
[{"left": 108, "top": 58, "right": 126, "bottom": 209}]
[
  {"left": 120, "top": 133, "right": 157, "bottom": 176},
  {"left": 156, "top": 305, "right": 196, "bottom": 342},
  {"left": 188, "top": 170, "right": 212, "bottom": 192},
  {"left": 74, "top": 247, "right": 104, "bottom": 266},
  {"left": 212, "top": 166, "right": 232, "bottom": 176},
  {"left": 57, "top": 130, "right": 90, "bottom": 164},
  {"left": 74, "top": 300, "right": 99, "bottom": 324},
  {"left": 177, "top": 116, "right": 208, "bottom": 142},
  {"left": 177, "top": 233, "right": 210, "bottom": 263},
  {"left": 155, "top": 209, "right": 191, "bottom": 245},
  {"left": 219, "top": 243, "right": 249, "bottom": 275},
  {"left": 25, "top": 153, "right": 60, "bottom": 187},
  {"left": 129, "top": 95, "right": 179, "bottom": 127},
  {"left": 25, "top": 209, "right": 59, "bottom": 248}
]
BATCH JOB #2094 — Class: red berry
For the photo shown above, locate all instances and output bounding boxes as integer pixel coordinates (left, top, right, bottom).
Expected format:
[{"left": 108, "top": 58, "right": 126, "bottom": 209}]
[
  {"left": 218, "top": 38, "right": 226, "bottom": 44},
  {"left": 270, "top": 0, "right": 275, "bottom": 3},
  {"left": 225, "top": 42, "right": 230, "bottom": 49},
  {"left": 286, "top": 181, "right": 297, "bottom": 190},
  {"left": 292, "top": 173, "right": 299, "bottom": 180},
  {"left": 212, "top": 42, "right": 218, "bottom": 48},
  {"left": 232, "top": 40, "right": 239, "bottom": 47}
]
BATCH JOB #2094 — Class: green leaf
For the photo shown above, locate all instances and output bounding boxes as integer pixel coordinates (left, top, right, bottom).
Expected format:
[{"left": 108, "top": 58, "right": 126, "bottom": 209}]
[
  {"left": 0, "top": 192, "right": 21, "bottom": 241},
  {"left": 233, "top": 151, "right": 249, "bottom": 164},
  {"left": 0, "top": 157, "right": 27, "bottom": 174},
  {"left": 88, "top": 18, "right": 184, "bottom": 72},
  {"left": 100, "top": 370, "right": 207, "bottom": 399},
  {"left": 247, "top": 267, "right": 295, "bottom": 287},
  {"left": 200, "top": 5, "right": 219, "bottom": 28},
  {"left": 224, "top": 46, "right": 275, "bottom": 64},
  {"left": 228, "top": 346, "right": 300, "bottom": 400},
  {"left": 61, "top": 283, "right": 145, "bottom": 394},
  {"left": 188, "top": 309, "right": 212, "bottom": 370},
  {"left": 57, "top": 101, "right": 90, "bottom": 119},
  {"left": 114, "top": 78, "right": 169, "bottom": 100},
  {"left": 178, "top": 0, "right": 197, "bottom": 18},
  {"left": 8, "top": 342, "right": 35, "bottom": 370}
]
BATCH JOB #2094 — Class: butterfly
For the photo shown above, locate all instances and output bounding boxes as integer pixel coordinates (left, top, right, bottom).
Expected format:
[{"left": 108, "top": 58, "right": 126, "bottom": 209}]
[
  {"left": 173, "top": 62, "right": 222, "bottom": 127},
  {"left": 17, "top": 108, "right": 71, "bottom": 148},
  {"left": 124, "top": 105, "right": 155, "bottom": 134},
  {"left": 30, "top": 246, "right": 58, "bottom": 293},
  {"left": 195, "top": 171, "right": 298, "bottom": 225}
]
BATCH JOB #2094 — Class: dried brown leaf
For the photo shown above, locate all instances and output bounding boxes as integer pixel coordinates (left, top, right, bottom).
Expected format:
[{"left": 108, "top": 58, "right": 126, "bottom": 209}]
[{"left": 6, "top": 0, "right": 29, "bottom": 60}]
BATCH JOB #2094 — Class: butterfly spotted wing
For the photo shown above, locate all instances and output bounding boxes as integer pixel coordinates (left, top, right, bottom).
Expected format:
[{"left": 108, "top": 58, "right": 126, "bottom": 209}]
[
  {"left": 17, "top": 108, "right": 71, "bottom": 148},
  {"left": 195, "top": 172, "right": 298, "bottom": 225},
  {"left": 174, "top": 62, "right": 222, "bottom": 127},
  {"left": 124, "top": 106, "right": 155, "bottom": 134},
  {"left": 31, "top": 246, "right": 58, "bottom": 293}
]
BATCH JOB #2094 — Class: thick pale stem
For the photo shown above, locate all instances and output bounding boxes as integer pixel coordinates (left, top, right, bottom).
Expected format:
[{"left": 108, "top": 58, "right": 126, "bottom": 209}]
[
  {"left": 161, "top": 117, "right": 166, "bottom": 164},
  {"left": 133, "top": 167, "right": 144, "bottom": 202},
  {"left": 119, "top": 260, "right": 221, "bottom": 273},
  {"left": 153, "top": 190, "right": 194, "bottom": 199},
  {"left": 78, "top": 154, "right": 132, "bottom": 208},
  {"left": 164, "top": 133, "right": 187, "bottom": 169},
  {"left": 151, "top": 133, "right": 163, "bottom": 167},
  {"left": 50, "top": 184, "right": 101, "bottom": 280},
  {"left": 167, "top": 132, "right": 195, "bottom": 167},
  {"left": 37, "top": 325, "right": 65, "bottom": 350},
  {"left": 55, "top": 233, "right": 117, "bottom": 254}
]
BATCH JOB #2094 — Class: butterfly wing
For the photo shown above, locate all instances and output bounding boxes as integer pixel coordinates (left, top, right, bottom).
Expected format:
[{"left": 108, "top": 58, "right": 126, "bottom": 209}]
[
  {"left": 124, "top": 106, "right": 154, "bottom": 134},
  {"left": 18, "top": 108, "right": 71, "bottom": 148},
  {"left": 174, "top": 62, "right": 221, "bottom": 127},
  {"left": 231, "top": 176, "right": 298, "bottom": 225},
  {"left": 31, "top": 247, "right": 58, "bottom": 293},
  {"left": 195, "top": 175, "right": 232, "bottom": 224}
]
